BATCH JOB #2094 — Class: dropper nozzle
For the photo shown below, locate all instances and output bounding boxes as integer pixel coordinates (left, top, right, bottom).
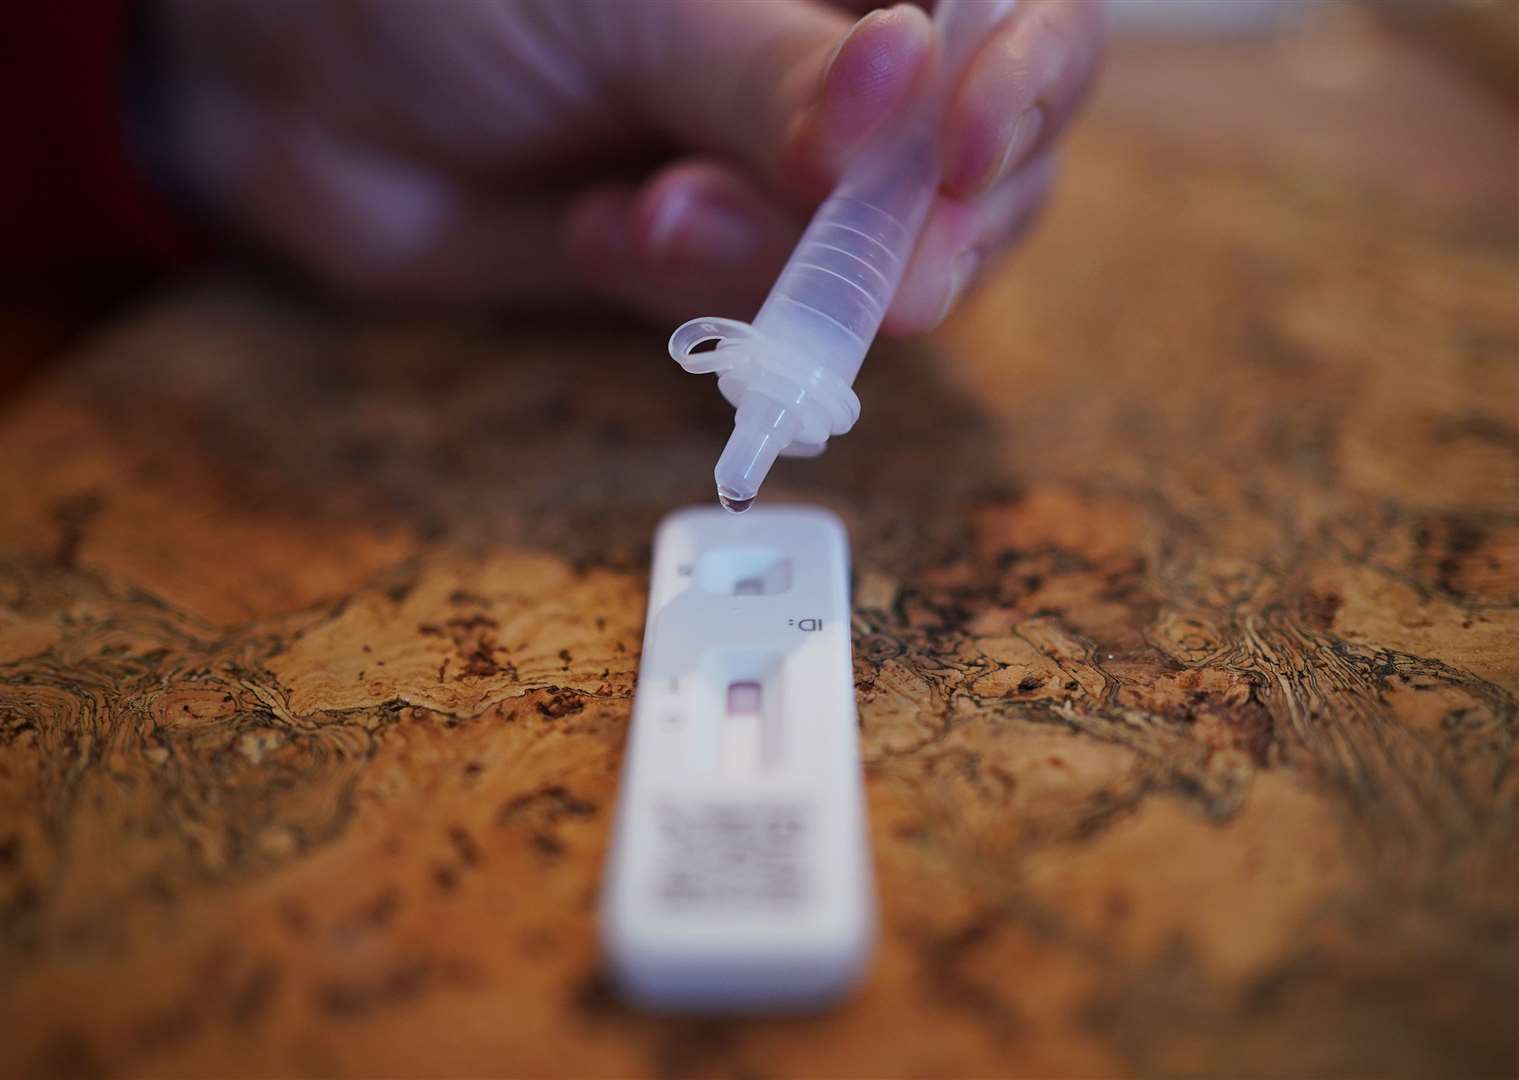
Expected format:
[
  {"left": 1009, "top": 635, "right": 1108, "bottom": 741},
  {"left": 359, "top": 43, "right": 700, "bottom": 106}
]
[
  {"left": 714, "top": 394, "right": 796, "bottom": 512},
  {"left": 670, "top": 0, "right": 1020, "bottom": 516}
]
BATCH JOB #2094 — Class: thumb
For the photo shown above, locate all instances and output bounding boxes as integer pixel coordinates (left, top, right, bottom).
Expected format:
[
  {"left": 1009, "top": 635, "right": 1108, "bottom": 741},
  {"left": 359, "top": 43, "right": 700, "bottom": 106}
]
[{"left": 614, "top": 1, "right": 934, "bottom": 199}]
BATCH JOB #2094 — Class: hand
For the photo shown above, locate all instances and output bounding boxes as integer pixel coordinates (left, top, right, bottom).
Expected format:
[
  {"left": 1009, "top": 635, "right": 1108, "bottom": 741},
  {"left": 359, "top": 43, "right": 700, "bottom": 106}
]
[{"left": 160, "top": 0, "right": 1104, "bottom": 333}]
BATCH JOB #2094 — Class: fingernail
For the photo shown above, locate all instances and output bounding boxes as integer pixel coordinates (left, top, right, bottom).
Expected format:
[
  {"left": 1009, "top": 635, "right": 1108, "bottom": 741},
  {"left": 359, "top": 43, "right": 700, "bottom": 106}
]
[
  {"left": 936, "top": 249, "right": 982, "bottom": 327},
  {"left": 645, "top": 187, "right": 759, "bottom": 265},
  {"left": 980, "top": 105, "right": 1045, "bottom": 195},
  {"left": 948, "top": 7, "right": 1070, "bottom": 198}
]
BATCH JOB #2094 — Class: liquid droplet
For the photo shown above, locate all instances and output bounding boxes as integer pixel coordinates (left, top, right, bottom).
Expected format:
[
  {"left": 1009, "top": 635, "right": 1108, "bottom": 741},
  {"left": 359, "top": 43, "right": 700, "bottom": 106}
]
[{"left": 718, "top": 491, "right": 754, "bottom": 514}]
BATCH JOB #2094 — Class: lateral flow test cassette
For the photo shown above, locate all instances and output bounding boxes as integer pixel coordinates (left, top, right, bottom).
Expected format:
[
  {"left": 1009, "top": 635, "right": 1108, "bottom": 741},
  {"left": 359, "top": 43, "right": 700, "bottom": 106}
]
[
  {"left": 601, "top": 506, "right": 868, "bottom": 1009},
  {"left": 669, "top": 0, "right": 1019, "bottom": 513}
]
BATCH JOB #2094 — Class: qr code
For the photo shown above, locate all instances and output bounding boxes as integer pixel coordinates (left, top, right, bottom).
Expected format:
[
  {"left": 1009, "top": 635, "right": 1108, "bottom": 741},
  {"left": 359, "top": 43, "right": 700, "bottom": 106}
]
[{"left": 655, "top": 802, "right": 807, "bottom": 910}]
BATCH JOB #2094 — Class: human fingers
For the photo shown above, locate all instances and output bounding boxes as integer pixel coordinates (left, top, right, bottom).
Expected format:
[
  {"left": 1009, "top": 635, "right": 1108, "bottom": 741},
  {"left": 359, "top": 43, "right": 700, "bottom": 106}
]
[
  {"left": 201, "top": 98, "right": 586, "bottom": 307},
  {"left": 564, "top": 158, "right": 803, "bottom": 326},
  {"left": 884, "top": 152, "right": 1056, "bottom": 333},
  {"left": 940, "top": 0, "right": 1104, "bottom": 198},
  {"left": 612, "top": 1, "right": 933, "bottom": 201}
]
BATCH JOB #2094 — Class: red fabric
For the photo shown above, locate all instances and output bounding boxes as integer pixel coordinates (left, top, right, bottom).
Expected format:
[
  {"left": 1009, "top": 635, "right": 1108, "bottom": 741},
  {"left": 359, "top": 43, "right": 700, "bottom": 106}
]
[{"left": 0, "top": 1, "right": 203, "bottom": 281}]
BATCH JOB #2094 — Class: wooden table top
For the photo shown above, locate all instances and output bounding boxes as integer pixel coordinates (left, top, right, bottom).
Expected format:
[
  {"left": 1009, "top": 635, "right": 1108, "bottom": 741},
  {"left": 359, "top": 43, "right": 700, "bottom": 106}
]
[{"left": 2, "top": 13, "right": 1515, "bottom": 1079}]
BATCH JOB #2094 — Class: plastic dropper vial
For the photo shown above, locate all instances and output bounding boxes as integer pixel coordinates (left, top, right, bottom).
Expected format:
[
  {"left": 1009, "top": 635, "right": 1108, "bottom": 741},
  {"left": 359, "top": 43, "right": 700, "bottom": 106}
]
[{"left": 669, "top": 0, "right": 1018, "bottom": 512}]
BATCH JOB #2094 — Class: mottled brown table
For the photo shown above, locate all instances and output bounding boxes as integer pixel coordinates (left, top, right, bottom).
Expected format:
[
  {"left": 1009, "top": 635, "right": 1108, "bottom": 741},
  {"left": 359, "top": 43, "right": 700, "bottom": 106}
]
[{"left": 2, "top": 13, "right": 1516, "bottom": 1079}]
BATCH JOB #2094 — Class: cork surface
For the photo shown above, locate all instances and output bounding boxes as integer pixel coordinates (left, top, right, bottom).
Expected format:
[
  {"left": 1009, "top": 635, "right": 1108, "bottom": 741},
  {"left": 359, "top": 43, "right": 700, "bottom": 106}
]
[{"left": 1, "top": 17, "right": 1516, "bottom": 1079}]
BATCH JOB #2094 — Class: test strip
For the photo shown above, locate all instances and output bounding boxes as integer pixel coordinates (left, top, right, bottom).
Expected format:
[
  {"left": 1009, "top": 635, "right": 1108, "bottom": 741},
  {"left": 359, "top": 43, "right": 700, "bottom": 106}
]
[
  {"left": 726, "top": 681, "right": 762, "bottom": 715},
  {"left": 601, "top": 505, "right": 873, "bottom": 1011}
]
